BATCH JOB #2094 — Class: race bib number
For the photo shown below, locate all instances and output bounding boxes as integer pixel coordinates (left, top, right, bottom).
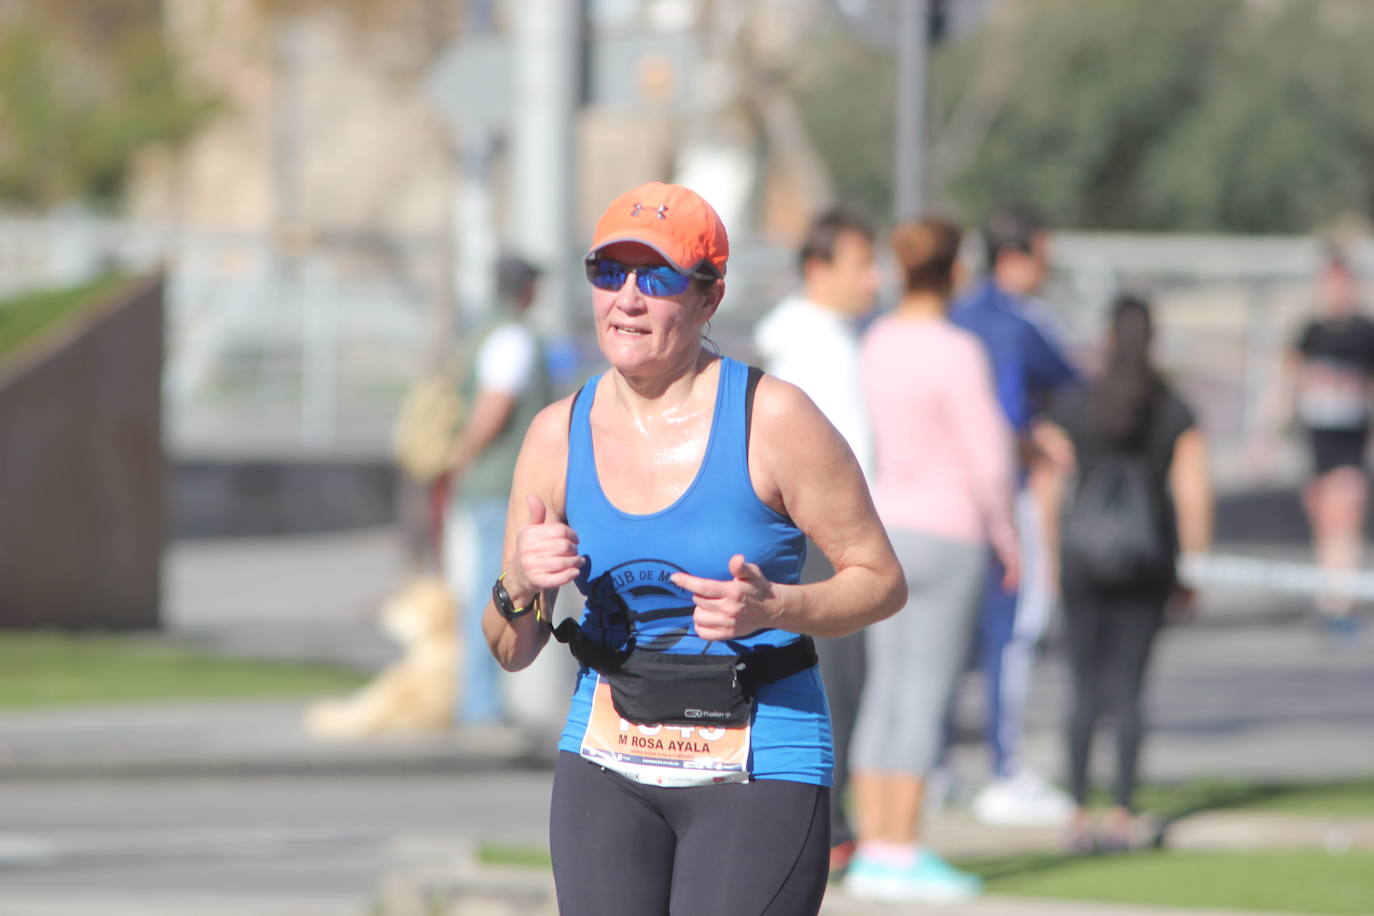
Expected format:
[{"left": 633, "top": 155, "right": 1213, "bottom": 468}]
[
  {"left": 579, "top": 676, "right": 751, "bottom": 787},
  {"left": 1299, "top": 359, "right": 1370, "bottom": 429}
]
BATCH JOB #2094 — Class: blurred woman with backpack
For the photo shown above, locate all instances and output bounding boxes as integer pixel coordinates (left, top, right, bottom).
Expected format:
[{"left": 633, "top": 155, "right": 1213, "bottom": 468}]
[{"left": 1038, "top": 293, "right": 1213, "bottom": 852}]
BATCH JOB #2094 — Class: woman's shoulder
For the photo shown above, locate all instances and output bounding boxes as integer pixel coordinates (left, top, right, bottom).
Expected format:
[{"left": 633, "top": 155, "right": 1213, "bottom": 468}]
[
  {"left": 862, "top": 314, "right": 981, "bottom": 351},
  {"left": 522, "top": 391, "right": 580, "bottom": 450},
  {"left": 1353, "top": 313, "right": 1374, "bottom": 341},
  {"left": 751, "top": 369, "right": 819, "bottom": 419},
  {"left": 1047, "top": 380, "right": 1090, "bottom": 427},
  {"left": 942, "top": 320, "right": 994, "bottom": 359},
  {"left": 748, "top": 371, "right": 841, "bottom": 451},
  {"left": 1153, "top": 382, "right": 1197, "bottom": 431}
]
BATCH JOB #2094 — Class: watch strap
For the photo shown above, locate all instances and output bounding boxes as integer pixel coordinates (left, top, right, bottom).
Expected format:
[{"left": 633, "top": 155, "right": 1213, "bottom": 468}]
[{"left": 493, "top": 572, "right": 538, "bottom": 621}]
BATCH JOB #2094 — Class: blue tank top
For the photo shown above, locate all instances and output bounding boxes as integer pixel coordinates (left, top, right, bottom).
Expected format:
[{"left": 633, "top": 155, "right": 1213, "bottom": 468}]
[{"left": 556, "top": 356, "right": 833, "bottom": 785}]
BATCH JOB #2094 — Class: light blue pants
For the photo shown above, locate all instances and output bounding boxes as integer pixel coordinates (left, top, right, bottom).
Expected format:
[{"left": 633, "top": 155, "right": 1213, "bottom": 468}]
[
  {"left": 977, "top": 488, "right": 1053, "bottom": 778},
  {"left": 444, "top": 495, "right": 509, "bottom": 725}
]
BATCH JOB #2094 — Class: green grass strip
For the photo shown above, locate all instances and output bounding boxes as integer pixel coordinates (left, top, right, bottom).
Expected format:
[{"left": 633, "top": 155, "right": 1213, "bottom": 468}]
[
  {"left": 1133, "top": 778, "right": 1374, "bottom": 818},
  {"left": 0, "top": 273, "right": 130, "bottom": 362},
  {"left": 964, "top": 849, "right": 1374, "bottom": 915},
  {"left": 473, "top": 841, "right": 1374, "bottom": 914},
  {"left": 0, "top": 632, "right": 366, "bottom": 708},
  {"left": 476, "top": 842, "right": 553, "bottom": 870}
]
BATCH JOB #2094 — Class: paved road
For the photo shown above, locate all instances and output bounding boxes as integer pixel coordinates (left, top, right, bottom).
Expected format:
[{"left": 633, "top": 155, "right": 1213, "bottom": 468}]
[
  {"left": 164, "top": 528, "right": 407, "bottom": 672},
  {"left": 1, "top": 619, "right": 1366, "bottom": 914},
  {"left": 3, "top": 526, "right": 1365, "bottom": 914},
  {"left": 162, "top": 528, "right": 1374, "bottom": 789},
  {"left": 0, "top": 772, "right": 552, "bottom": 915}
]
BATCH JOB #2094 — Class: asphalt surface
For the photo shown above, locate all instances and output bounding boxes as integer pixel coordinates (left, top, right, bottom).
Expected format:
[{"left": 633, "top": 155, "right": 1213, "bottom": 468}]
[
  {"left": 0, "top": 526, "right": 1368, "bottom": 915},
  {"left": 0, "top": 771, "right": 551, "bottom": 915}
]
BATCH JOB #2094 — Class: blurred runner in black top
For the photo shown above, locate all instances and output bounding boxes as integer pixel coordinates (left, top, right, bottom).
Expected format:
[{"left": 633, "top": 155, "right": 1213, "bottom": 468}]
[
  {"left": 1294, "top": 264, "right": 1374, "bottom": 473},
  {"left": 1256, "top": 253, "right": 1374, "bottom": 636}
]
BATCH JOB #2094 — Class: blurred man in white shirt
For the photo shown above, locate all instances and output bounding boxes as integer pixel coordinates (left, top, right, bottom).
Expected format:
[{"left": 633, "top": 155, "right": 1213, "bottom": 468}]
[{"left": 754, "top": 209, "right": 879, "bottom": 871}]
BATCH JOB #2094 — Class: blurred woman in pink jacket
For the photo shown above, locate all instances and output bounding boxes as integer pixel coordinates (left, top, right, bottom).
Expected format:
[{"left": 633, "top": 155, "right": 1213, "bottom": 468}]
[{"left": 845, "top": 217, "right": 1019, "bottom": 903}]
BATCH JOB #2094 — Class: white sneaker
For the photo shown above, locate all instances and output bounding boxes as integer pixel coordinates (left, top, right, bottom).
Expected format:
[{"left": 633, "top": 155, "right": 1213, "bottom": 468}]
[{"left": 972, "top": 769, "right": 1074, "bottom": 827}]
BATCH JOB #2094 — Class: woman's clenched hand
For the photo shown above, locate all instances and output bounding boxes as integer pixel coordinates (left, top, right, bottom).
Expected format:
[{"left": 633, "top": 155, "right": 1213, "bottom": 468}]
[
  {"left": 670, "top": 555, "right": 777, "bottom": 641},
  {"left": 508, "top": 494, "right": 584, "bottom": 601}
]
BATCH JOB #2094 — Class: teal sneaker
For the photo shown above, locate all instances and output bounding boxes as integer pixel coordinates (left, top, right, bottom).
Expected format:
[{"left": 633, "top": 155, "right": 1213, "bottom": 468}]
[
  {"left": 842, "top": 849, "right": 982, "bottom": 903},
  {"left": 841, "top": 855, "right": 893, "bottom": 901},
  {"left": 841, "top": 855, "right": 897, "bottom": 901}
]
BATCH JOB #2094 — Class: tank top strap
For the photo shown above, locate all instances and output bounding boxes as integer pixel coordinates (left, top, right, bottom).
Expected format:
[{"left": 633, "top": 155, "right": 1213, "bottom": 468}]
[
  {"left": 565, "top": 372, "right": 604, "bottom": 522},
  {"left": 698, "top": 356, "right": 749, "bottom": 491}
]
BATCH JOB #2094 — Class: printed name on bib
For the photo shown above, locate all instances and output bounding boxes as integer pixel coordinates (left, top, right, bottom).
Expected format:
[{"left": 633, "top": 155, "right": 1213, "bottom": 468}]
[{"left": 580, "top": 677, "right": 751, "bottom": 787}]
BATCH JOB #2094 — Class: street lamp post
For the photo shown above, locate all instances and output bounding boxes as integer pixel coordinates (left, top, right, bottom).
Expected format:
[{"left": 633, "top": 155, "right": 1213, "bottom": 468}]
[
  {"left": 509, "top": 0, "right": 584, "bottom": 339},
  {"left": 894, "top": 0, "right": 930, "bottom": 222}
]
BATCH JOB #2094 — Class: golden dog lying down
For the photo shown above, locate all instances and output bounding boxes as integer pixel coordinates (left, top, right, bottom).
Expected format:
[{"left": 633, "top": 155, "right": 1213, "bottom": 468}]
[{"left": 306, "top": 577, "right": 457, "bottom": 739}]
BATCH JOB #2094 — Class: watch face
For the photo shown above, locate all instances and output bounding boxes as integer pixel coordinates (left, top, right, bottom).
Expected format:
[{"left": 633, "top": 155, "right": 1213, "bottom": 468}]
[
  {"left": 492, "top": 579, "right": 514, "bottom": 618},
  {"left": 493, "top": 577, "right": 529, "bottom": 621}
]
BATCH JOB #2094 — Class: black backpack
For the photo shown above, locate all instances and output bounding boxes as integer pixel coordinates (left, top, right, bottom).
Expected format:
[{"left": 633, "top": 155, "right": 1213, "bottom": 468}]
[{"left": 1061, "top": 451, "right": 1174, "bottom": 590}]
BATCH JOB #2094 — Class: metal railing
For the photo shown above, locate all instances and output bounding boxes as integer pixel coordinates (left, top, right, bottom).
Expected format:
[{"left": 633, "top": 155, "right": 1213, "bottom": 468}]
[
  {"left": 1, "top": 214, "right": 1365, "bottom": 476},
  {"left": 0, "top": 213, "right": 445, "bottom": 455}
]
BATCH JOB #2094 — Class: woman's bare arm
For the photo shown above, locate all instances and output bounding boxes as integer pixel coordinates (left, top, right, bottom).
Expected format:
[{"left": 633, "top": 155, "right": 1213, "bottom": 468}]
[
  {"left": 481, "top": 396, "right": 577, "bottom": 671},
  {"left": 672, "top": 376, "right": 906, "bottom": 639},
  {"left": 1246, "top": 349, "right": 1300, "bottom": 473},
  {"left": 1170, "top": 427, "right": 1214, "bottom": 556}
]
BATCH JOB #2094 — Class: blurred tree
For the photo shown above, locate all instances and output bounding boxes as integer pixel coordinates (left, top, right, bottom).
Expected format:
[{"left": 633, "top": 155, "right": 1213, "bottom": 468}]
[
  {"left": 1132, "top": 1, "right": 1374, "bottom": 233},
  {"left": 930, "top": 0, "right": 1239, "bottom": 229},
  {"left": 795, "top": 0, "right": 1374, "bottom": 233},
  {"left": 791, "top": 23, "right": 896, "bottom": 228},
  {"left": 0, "top": 1, "right": 214, "bottom": 209}
]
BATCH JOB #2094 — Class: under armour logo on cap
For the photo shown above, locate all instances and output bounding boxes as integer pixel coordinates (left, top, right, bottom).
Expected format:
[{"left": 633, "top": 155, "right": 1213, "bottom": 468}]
[
  {"left": 592, "top": 182, "right": 729, "bottom": 277},
  {"left": 629, "top": 202, "right": 670, "bottom": 220}
]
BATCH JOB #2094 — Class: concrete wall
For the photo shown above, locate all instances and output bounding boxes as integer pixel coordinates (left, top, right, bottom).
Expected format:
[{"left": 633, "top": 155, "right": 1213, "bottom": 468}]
[
  {"left": 0, "top": 277, "right": 165, "bottom": 629},
  {"left": 169, "top": 456, "right": 398, "bottom": 538}
]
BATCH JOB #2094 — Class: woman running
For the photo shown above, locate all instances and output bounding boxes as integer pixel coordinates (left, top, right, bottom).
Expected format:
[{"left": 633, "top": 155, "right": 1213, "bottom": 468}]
[{"left": 482, "top": 181, "right": 906, "bottom": 914}]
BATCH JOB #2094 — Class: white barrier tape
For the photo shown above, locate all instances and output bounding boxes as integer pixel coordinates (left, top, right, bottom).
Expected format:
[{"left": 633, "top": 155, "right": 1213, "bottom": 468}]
[{"left": 1181, "top": 553, "right": 1374, "bottom": 601}]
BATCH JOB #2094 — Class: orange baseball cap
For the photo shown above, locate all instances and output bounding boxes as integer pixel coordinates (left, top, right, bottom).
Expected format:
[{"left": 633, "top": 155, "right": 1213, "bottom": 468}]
[{"left": 588, "top": 181, "right": 729, "bottom": 277}]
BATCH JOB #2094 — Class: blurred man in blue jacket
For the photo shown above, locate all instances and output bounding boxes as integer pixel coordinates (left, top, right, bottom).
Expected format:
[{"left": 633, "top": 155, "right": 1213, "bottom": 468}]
[{"left": 951, "top": 206, "right": 1079, "bottom": 826}]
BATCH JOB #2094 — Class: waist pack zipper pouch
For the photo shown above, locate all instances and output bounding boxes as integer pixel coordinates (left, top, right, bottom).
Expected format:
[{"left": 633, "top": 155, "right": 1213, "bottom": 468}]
[{"left": 602, "top": 651, "right": 751, "bottom": 728}]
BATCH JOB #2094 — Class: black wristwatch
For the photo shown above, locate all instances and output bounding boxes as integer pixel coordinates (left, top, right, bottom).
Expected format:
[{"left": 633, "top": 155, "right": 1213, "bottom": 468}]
[{"left": 492, "top": 572, "right": 537, "bottom": 622}]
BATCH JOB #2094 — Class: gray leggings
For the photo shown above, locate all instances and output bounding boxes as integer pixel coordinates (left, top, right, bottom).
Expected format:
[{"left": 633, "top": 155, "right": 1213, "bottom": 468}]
[{"left": 850, "top": 528, "right": 986, "bottom": 775}]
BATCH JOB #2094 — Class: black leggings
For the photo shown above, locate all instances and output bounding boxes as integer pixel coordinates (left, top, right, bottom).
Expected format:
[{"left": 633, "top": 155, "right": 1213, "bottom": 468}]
[
  {"left": 1061, "top": 585, "right": 1167, "bottom": 812},
  {"left": 1309, "top": 427, "right": 1368, "bottom": 476},
  {"left": 549, "top": 752, "right": 830, "bottom": 916}
]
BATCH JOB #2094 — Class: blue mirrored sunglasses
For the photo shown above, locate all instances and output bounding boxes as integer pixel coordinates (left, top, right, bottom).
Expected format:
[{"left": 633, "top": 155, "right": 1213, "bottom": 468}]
[{"left": 584, "top": 257, "right": 717, "bottom": 297}]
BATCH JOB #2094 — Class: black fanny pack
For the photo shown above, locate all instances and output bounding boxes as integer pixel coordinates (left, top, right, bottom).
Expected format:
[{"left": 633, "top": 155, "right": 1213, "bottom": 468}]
[{"left": 553, "top": 620, "right": 818, "bottom": 728}]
